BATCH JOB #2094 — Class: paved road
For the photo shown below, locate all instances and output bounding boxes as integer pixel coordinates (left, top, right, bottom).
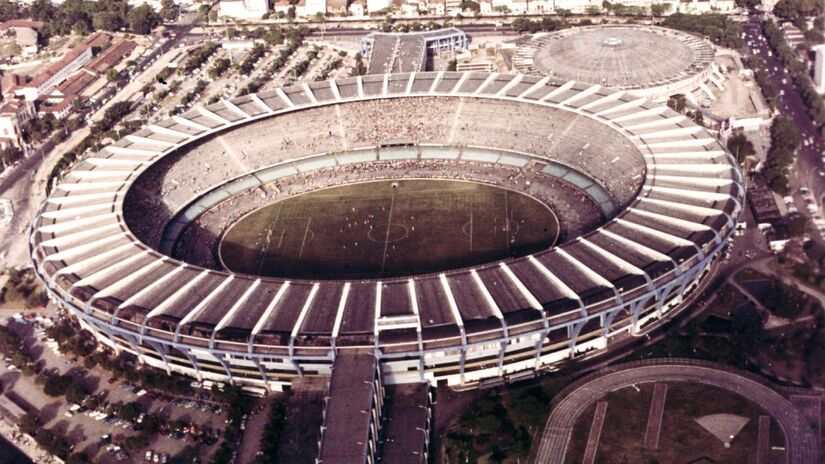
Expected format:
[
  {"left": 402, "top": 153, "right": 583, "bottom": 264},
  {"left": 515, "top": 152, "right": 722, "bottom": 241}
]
[
  {"left": 741, "top": 16, "right": 825, "bottom": 215},
  {"left": 532, "top": 359, "right": 819, "bottom": 464}
]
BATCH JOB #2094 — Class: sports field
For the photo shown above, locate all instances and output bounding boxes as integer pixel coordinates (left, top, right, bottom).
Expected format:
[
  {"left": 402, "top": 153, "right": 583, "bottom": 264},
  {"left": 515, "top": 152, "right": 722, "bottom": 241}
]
[{"left": 219, "top": 179, "right": 559, "bottom": 280}]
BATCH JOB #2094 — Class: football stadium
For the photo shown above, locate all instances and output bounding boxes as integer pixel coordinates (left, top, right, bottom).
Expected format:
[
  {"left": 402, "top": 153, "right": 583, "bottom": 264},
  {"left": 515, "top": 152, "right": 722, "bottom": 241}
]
[
  {"left": 30, "top": 72, "right": 743, "bottom": 396},
  {"left": 513, "top": 25, "right": 718, "bottom": 101}
]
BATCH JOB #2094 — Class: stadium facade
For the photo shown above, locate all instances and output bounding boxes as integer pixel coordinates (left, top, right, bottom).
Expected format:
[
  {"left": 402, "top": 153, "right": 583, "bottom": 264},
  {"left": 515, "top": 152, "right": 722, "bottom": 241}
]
[{"left": 31, "top": 72, "right": 743, "bottom": 394}]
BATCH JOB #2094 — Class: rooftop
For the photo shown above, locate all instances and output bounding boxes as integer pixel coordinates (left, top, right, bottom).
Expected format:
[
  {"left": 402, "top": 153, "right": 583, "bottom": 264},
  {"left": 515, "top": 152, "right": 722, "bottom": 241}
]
[
  {"left": 318, "top": 352, "right": 379, "bottom": 464},
  {"left": 514, "top": 25, "right": 715, "bottom": 90}
]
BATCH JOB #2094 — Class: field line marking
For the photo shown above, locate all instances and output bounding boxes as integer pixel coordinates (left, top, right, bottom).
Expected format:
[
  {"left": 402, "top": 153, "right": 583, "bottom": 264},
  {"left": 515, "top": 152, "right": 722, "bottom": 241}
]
[
  {"left": 257, "top": 204, "right": 282, "bottom": 274},
  {"left": 469, "top": 195, "right": 473, "bottom": 253},
  {"left": 756, "top": 415, "right": 770, "bottom": 464},
  {"left": 298, "top": 216, "right": 312, "bottom": 259},
  {"left": 380, "top": 192, "right": 396, "bottom": 274},
  {"left": 643, "top": 383, "right": 668, "bottom": 449},
  {"left": 583, "top": 401, "right": 608, "bottom": 464},
  {"left": 504, "top": 191, "right": 511, "bottom": 255}
]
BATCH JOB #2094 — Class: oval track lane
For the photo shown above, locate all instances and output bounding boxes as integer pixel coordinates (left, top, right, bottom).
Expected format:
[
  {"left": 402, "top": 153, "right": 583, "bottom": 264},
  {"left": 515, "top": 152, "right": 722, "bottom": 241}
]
[{"left": 532, "top": 359, "right": 818, "bottom": 464}]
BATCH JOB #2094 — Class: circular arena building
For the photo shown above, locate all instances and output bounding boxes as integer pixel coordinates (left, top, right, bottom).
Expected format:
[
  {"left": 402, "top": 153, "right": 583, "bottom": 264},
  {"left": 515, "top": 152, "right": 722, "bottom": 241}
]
[
  {"left": 513, "top": 25, "right": 717, "bottom": 101},
  {"left": 30, "top": 72, "right": 743, "bottom": 393}
]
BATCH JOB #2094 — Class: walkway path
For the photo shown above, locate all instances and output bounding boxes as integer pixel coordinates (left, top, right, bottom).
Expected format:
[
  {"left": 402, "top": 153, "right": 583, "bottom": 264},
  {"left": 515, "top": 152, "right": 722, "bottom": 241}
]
[
  {"left": 642, "top": 383, "right": 667, "bottom": 449},
  {"left": 581, "top": 401, "right": 607, "bottom": 464},
  {"left": 532, "top": 359, "right": 819, "bottom": 464}
]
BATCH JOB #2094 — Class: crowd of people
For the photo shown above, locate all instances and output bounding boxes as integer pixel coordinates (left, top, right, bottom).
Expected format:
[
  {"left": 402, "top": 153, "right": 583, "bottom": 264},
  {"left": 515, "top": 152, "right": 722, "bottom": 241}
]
[
  {"left": 170, "top": 156, "right": 606, "bottom": 271},
  {"left": 123, "top": 95, "right": 646, "bottom": 255}
]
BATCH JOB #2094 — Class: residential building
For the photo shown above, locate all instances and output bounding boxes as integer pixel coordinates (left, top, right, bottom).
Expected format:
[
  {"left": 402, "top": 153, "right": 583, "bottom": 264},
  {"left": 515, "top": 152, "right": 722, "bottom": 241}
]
[
  {"left": 367, "top": 0, "right": 393, "bottom": 13},
  {"left": 349, "top": 0, "right": 366, "bottom": 15},
  {"left": 305, "top": 0, "right": 327, "bottom": 15},
  {"left": 15, "top": 32, "right": 110, "bottom": 101},
  {"left": 0, "top": 99, "right": 35, "bottom": 149},
  {"left": 219, "top": 0, "right": 270, "bottom": 19}
]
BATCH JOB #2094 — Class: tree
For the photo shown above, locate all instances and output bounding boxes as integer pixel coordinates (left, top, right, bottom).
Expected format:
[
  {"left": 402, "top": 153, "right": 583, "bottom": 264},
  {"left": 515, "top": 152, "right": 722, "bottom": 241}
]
[
  {"left": 727, "top": 132, "right": 756, "bottom": 164},
  {"left": 66, "top": 453, "right": 90, "bottom": 464},
  {"left": 197, "top": 4, "right": 210, "bottom": 22},
  {"left": 459, "top": 0, "right": 480, "bottom": 12},
  {"left": 18, "top": 414, "right": 40, "bottom": 435},
  {"left": 119, "top": 401, "right": 143, "bottom": 422},
  {"left": 787, "top": 214, "right": 810, "bottom": 237},
  {"left": 43, "top": 375, "right": 73, "bottom": 397},
  {"left": 123, "top": 434, "right": 148, "bottom": 452},
  {"left": 585, "top": 4, "right": 602, "bottom": 14},
  {"left": 106, "top": 68, "right": 119, "bottom": 82},
  {"left": 93, "top": 11, "right": 123, "bottom": 31},
  {"left": 65, "top": 382, "right": 89, "bottom": 405},
  {"left": 128, "top": 3, "right": 160, "bottom": 35},
  {"left": 503, "top": 392, "right": 546, "bottom": 431},
  {"left": 651, "top": 3, "right": 671, "bottom": 16},
  {"left": 159, "top": 0, "right": 179, "bottom": 21},
  {"left": 1, "top": 146, "right": 23, "bottom": 167},
  {"left": 72, "top": 19, "right": 89, "bottom": 35}
]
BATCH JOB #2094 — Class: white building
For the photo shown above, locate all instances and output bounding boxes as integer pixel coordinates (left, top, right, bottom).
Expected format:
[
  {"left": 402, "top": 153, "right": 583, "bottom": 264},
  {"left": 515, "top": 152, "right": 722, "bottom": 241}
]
[
  {"left": 349, "top": 0, "right": 366, "bottom": 16},
  {"left": 814, "top": 44, "right": 825, "bottom": 94},
  {"left": 0, "top": 99, "right": 35, "bottom": 149},
  {"left": 127, "top": 0, "right": 196, "bottom": 12},
  {"left": 219, "top": 0, "right": 269, "bottom": 19},
  {"left": 474, "top": 0, "right": 733, "bottom": 14},
  {"left": 18, "top": 45, "right": 92, "bottom": 101},
  {"left": 367, "top": 0, "right": 393, "bottom": 13},
  {"left": 304, "top": 0, "right": 327, "bottom": 15}
]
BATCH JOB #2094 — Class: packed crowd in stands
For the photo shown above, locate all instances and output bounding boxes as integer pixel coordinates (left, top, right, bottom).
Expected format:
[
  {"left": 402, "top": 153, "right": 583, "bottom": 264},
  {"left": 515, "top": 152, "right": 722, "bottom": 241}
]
[
  {"left": 124, "top": 96, "right": 644, "bottom": 252},
  {"left": 172, "top": 159, "right": 604, "bottom": 270}
]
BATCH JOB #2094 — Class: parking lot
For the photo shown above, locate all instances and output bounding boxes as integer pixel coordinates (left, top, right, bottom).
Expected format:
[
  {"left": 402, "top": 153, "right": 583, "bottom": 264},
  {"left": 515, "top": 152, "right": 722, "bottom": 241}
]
[{"left": 0, "top": 310, "right": 226, "bottom": 463}]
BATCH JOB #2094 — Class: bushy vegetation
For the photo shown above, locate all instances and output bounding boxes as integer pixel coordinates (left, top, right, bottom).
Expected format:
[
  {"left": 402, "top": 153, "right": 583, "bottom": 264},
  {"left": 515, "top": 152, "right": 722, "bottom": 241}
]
[
  {"left": 47, "top": 319, "right": 193, "bottom": 395},
  {"left": 445, "top": 363, "right": 576, "bottom": 464},
  {"left": 254, "top": 398, "right": 287, "bottom": 464},
  {"left": 746, "top": 55, "right": 779, "bottom": 110},
  {"left": 772, "top": 0, "right": 820, "bottom": 20},
  {"left": 179, "top": 42, "right": 218, "bottom": 75},
  {"left": 1, "top": 268, "right": 47, "bottom": 308},
  {"left": 0, "top": 0, "right": 159, "bottom": 38},
  {"left": 289, "top": 46, "right": 319, "bottom": 79},
  {"left": 511, "top": 17, "right": 569, "bottom": 34},
  {"left": 315, "top": 53, "right": 344, "bottom": 81},
  {"left": 762, "top": 20, "right": 825, "bottom": 133},
  {"left": 0, "top": 324, "right": 36, "bottom": 374},
  {"left": 727, "top": 132, "right": 757, "bottom": 164},
  {"left": 237, "top": 44, "right": 268, "bottom": 75},
  {"left": 763, "top": 116, "right": 799, "bottom": 194},
  {"left": 661, "top": 13, "right": 744, "bottom": 48},
  {"left": 209, "top": 385, "right": 251, "bottom": 464},
  {"left": 208, "top": 58, "right": 231, "bottom": 79},
  {"left": 350, "top": 52, "right": 366, "bottom": 77},
  {"left": 237, "top": 33, "right": 305, "bottom": 96},
  {"left": 760, "top": 279, "right": 809, "bottom": 319}
]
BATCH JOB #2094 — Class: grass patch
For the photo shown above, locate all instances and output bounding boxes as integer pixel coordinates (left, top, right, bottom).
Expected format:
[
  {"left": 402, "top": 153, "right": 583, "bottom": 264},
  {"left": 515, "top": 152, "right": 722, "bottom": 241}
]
[
  {"left": 566, "top": 382, "right": 782, "bottom": 463},
  {"left": 704, "top": 283, "right": 749, "bottom": 317},
  {"left": 220, "top": 179, "right": 559, "bottom": 279},
  {"left": 733, "top": 267, "right": 771, "bottom": 285}
]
